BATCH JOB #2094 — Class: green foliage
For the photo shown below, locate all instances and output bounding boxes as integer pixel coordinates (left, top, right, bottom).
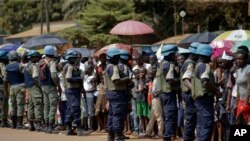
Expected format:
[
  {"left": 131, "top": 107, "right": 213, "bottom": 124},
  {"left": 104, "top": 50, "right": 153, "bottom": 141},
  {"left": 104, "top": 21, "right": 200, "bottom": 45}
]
[
  {"left": 56, "top": 28, "right": 89, "bottom": 47},
  {"left": 0, "top": 0, "right": 64, "bottom": 34},
  {"left": 77, "top": 0, "right": 151, "bottom": 48},
  {"left": 0, "top": 0, "right": 40, "bottom": 34}
]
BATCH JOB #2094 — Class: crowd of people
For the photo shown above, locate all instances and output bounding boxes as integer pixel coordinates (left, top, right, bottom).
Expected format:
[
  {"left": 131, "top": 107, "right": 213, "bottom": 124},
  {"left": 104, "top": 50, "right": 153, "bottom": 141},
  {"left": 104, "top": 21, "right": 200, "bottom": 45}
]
[{"left": 0, "top": 43, "right": 249, "bottom": 141}]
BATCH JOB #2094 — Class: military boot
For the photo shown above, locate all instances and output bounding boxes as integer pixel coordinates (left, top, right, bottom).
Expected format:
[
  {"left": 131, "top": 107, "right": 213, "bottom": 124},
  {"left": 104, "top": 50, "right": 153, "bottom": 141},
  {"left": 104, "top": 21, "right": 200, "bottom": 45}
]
[
  {"left": 107, "top": 131, "right": 115, "bottom": 141},
  {"left": 114, "top": 131, "right": 124, "bottom": 141},
  {"left": 66, "top": 123, "right": 76, "bottom": 135},
  {"left": 29, "top": 121, "right": 35, "bottom": 131},
  {"left": 0, "top": 118, "right": 10, "bottom": 128},
  {"left": 76, "top": 125, "right": 92, "bottom": 136},
  {"left": 16, "top": 116, "right": 27, "bottom": 129},
  {"left": 11, "top": 116, "right": 17, "bottom": 129},
  {"left": 35, "top": 121, "right": 43, "bottom": 132}
]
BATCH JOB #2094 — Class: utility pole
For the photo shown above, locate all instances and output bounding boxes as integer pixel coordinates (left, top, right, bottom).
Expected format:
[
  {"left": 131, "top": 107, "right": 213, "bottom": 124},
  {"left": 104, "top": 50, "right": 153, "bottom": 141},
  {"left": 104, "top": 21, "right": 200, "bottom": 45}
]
[
  {"left": 173, "top": 0, "right": 177, "bottom": 36},
  {"left": 40, "top": 0, "right": 44, "bottom": 34},
  {"left": 45, "top": 0, "right": 50, "bottom": 33}
]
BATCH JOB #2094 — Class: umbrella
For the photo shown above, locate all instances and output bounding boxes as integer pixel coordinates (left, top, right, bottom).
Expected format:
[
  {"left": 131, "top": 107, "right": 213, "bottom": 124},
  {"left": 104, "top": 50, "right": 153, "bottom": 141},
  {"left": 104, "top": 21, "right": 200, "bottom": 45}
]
[
  {"left": 110, "top": 20, "right": 154, "bottom": 35},
  {"left": 17, "top": 44, "right": 44, "bottom": 55},
  {"left": 95, "top": 43, "right": 138, "bottom": 57},
  {"left": 179, "top": 32, "right": 218, "bottom": 47},
  {"left": 231, "top": 40, "right": 250, "bottom": 53},
  {"left": 0, "top": 43, "right": 19, "bottom": 52},
  {"left": 67, "top": 48, "right": 91, "bottom": 57},
  {"left": 23, "top": 34, "right": 68, "bottom": 49},
  {"left": 210, "top": 40, "right": 235, "bottom": 59},
  {"left": 154, "top": 34, "right": 192, "bottom": 45},
  {"left": 213, "top": 29, "right": 250, "bottom": 41}
]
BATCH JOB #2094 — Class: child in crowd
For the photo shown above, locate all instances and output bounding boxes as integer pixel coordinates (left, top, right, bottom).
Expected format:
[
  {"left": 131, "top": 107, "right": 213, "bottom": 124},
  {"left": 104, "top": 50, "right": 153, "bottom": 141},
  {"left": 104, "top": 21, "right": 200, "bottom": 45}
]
[
  {"left": 146, "top": 69, "right": 163, "bottom": 138},
  {"left": 135, "top": 67, "right": 149, "bottom": 137},
  {"left": 82, "top": 62, "right": 96, "bottom": 131},
  {"left": 55, "top": 61, "right": 67, "bottom": 131}
]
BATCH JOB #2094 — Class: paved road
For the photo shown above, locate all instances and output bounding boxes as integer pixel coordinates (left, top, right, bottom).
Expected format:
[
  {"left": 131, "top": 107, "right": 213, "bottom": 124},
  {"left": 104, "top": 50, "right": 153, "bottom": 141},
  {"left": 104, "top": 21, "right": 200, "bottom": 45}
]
[{"left": 0, "top": 128, "right": 160, "bottom": 141}]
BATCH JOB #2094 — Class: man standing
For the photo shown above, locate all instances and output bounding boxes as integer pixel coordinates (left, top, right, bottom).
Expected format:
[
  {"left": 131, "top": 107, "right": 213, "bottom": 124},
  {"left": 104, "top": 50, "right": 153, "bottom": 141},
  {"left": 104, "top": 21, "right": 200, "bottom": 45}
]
[
  {"left": 24, "top": 50, "right": 43, "bottom": 131},
  {"left": 180, "top": 42, "right": 200, "bottom": 141},
  {"left": 39, "top": 45, "right": 60, "bottom": 133},
  {"left": 192, "top": 44, "right": 219, "bottom": 141},
  {"left": 104, "top": 48, "right": 132, "bottom": 141},
  {"left": 6, "top": 51, "right": 26, "bottom": 129},
  {"left": 0, "top": 50, "right": 10, "bottom": 128}
]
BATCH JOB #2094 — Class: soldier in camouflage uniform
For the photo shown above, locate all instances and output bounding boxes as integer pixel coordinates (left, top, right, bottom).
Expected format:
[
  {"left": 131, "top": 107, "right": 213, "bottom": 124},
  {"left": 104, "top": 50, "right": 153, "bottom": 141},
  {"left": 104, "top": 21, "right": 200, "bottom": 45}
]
[
  {"left": 0, "top": 50, "right": 10, "bottom": 128},
  {"left": 23, "top": 50, "right": 43, "bottom": 132},
  {"left": 39, "top": 45, "right": 60, "bottom": 133},
  {"left": 6, "top": 51, "right": 26, "bottom": 129}
]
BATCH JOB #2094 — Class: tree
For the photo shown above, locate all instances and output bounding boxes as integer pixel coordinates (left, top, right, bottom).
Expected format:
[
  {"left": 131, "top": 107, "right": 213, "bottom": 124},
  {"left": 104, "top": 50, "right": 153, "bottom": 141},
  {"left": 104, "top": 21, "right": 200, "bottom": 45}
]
[
  {"left": 0, "top": 0, "right": 64, "bottom": 34},
  {"left": 77, "top": 0, "right": 152, "bottom": 48},
  {"left": 62, "top": 0, "right": 88, "bottom": 20}
]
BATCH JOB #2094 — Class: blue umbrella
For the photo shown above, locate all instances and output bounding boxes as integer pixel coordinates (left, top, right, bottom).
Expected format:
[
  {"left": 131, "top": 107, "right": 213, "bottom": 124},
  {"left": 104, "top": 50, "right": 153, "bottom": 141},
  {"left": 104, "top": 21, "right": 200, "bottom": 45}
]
[
  {"left": 23, "top": 34, "right": 68, "bottom": 49},
  {"left": 0, "top": 43, "right": 19, "bottom": 52},
  {"left": 179, "top": 32, "right": 218, "bottom": 47},
  {"left": 67, "top": 48, "right": 91, "bottom": 57}
]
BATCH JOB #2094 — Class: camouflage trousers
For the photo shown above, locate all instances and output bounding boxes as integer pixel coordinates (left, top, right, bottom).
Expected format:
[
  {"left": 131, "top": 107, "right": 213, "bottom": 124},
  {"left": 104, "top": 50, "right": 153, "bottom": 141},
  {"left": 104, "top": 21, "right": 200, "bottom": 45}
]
[
  {"left": 0, "top": 85, "right": 8, "bottom": 120},
  {"left": 9, "top": 84, "right": 26, "bottom": 117},
  {"left": 27, "top": 85, "right": 43, "bottom": 122},
  {"left": 42, "top": 85, "right": 58, "bottom": 124}
]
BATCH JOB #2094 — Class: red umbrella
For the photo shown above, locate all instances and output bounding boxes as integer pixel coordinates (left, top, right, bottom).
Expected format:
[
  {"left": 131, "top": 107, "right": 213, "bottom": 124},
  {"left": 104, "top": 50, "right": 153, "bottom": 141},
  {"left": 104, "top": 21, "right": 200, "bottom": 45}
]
[
  {"left": 109, "top": 20, "right": 154, "bottom": 35},
  {"left": 95, "top": 43, "right": 139, "bottom": 57}
]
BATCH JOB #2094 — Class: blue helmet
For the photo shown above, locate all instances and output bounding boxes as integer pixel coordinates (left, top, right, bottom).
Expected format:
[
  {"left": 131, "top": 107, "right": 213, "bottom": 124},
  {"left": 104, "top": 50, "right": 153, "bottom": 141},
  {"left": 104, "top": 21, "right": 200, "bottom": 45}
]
[
  {"left": 142, "top": 47, "right": 154, "bottom": 55},
  {"left": 0, "top": 50, "right": 8, "bottom": 60},
  {"left": 8, "top": 50, "right": 20, "bottom": 61},
  {"left": 44, "top": 45, "right": 57, "bottom": 56},
  {"left": 106, "top": 48, "right": 120, "bottom": 59},
  {"left": 64, "top": 50, "right": 78, "bottom": 60},
  {"left": 189, "top": 42, "right": 201, "bottom": 54},
  {"left": 28, "top": 50, "right": 40, "bottom": 58},
  {"left": 161, "top": 44, "right": 178, "bottom": 57},
  {"left": 119, "top": 49, "right": 129, "bottom": 60},
  {"left": 196, "top": 44, "right": 213, "bottom": 56}
]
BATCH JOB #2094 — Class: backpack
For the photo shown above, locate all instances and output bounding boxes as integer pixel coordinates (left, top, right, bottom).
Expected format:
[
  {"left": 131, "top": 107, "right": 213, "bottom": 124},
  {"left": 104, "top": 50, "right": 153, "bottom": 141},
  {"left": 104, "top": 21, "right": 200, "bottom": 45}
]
[{"left": 38, "top": 59, "right": 49, "bottom": 81}]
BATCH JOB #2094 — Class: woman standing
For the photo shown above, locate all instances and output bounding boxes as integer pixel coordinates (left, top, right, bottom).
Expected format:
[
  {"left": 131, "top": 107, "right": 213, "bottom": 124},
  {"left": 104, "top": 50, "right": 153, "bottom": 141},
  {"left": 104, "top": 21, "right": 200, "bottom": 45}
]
[{"left": 235, "top": 49, "right": 250, "bottom": 124}]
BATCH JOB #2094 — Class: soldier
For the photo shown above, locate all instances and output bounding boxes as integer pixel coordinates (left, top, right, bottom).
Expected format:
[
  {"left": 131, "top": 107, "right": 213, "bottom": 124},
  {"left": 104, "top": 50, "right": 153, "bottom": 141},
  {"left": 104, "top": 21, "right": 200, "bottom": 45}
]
[
  {"left": 154, "top": 44, "right": 178, "bottom": 141},
  {"left": 6, "top": 51, "right": 26, "bottom": 129},
  {"left": 180, "top": 42, "right": 200, "bottom": 141},
  {"left": 38, "top": 45, "right": 60, "bottom": 133},
  {"left": 0, "top": 50, "right": 10, "bottom": 128},
  {"left": 104, "top": 48, "right": 132, "bottom": 141},
  {"left": 23, "top": 50, "right": 43, "bottom": 131},
  {"left": 192, "top": 44, "right": 219, "bottom": 141},
  {"left": 63, "top": 50, "right": 90, "bottom": 136}
]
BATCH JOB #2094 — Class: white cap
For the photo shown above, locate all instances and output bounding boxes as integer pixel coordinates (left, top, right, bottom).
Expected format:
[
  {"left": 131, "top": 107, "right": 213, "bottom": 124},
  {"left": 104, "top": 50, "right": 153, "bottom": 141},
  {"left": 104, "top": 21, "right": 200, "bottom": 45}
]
[{"left": 222, "top": 51, "right": 233, "bottom": 60}]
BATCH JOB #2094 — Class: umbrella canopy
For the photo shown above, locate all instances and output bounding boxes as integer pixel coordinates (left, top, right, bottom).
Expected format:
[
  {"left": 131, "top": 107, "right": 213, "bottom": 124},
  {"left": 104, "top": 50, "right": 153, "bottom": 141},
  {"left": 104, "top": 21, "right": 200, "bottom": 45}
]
[
  {"left": 210, "top": 40, "right": 235, "bottom": 59},
  {"left": 23, "top": 34, "right": 68, "bottom": 49},
  {"left": 154, "top": 34, "right": 192, "bottom": 45},
  {"left": 213, "top": 29, "right": 250, "bottom": 41},
  {"left": 0, "top": 43, "right": 19, "bottom": 52},
  {"left": 109, "top": 20, "right": 154, "bottom": 35},
  {"left": 179, "top": 32, "right": 218, "bottom": 47},
  {"left": 67, "top": 48, "right": 91, "bottom": 57},
  {"left": 17, "top": 44, "right": 44, "bottom": 55},
  {"left": 231, "top": 40, "right": 250, "bottom": 53},
  {"left": 95, "top": 43, "right": 135, "bottom": 57}
]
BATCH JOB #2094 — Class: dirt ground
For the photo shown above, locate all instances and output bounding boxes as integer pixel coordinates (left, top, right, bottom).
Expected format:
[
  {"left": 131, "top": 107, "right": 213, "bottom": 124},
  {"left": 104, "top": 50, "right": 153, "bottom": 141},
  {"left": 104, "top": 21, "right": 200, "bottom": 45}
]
[{"left": 0, "top": 128, "right": 161, "bottom": 141}]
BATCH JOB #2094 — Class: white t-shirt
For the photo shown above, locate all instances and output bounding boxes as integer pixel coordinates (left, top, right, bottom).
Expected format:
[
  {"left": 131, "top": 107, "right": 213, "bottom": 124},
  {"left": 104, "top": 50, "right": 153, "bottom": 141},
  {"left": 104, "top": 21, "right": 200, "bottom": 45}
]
[{"left": 83, "top": 74, "right": 96, "bottom": 92}]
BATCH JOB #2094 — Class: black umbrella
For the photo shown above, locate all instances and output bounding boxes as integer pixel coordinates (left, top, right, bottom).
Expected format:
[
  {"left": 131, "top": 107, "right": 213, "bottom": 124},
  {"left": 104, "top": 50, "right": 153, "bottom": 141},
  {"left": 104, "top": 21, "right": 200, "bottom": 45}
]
[
  {"left": 178, "top": 32, "right": 218, "bottom": 47},
  {"left": 23, "top": 34, "right": 68, "bottom": 49}
]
